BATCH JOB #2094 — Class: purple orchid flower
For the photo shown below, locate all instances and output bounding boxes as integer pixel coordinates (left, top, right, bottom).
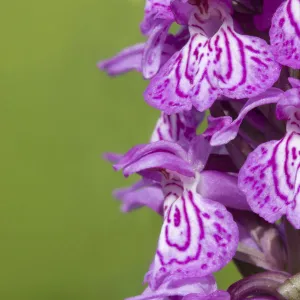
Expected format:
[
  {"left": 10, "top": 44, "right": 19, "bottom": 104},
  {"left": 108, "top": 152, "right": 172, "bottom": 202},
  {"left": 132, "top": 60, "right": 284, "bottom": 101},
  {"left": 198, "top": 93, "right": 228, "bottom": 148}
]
[
  {"left": 113, "top": 135, "right": 245, "bottom": 289},
  {"left": 201, "top": 81, "right": 300, "bottom": 228},
  {"left": 144, "top": 0, "right": 281, "bottom": 113},
  {"left": 105, "top": 108, "right": 204, "bottom": 214}
]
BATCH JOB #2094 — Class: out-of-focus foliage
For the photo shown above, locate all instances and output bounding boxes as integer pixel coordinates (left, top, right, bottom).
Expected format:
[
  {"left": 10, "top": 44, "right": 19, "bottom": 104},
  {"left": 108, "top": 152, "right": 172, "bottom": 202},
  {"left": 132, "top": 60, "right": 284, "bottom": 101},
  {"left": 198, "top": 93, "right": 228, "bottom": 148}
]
[{"left": 0, "top": 1, "right": 240, "bottom": 299}]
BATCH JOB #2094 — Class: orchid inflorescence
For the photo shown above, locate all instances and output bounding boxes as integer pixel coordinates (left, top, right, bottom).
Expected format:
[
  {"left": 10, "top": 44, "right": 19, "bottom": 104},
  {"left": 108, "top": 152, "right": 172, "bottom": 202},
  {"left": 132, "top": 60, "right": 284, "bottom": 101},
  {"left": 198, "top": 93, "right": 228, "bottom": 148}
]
[{"left": 99, "top": 0, "right": 300, "bottom": 299}]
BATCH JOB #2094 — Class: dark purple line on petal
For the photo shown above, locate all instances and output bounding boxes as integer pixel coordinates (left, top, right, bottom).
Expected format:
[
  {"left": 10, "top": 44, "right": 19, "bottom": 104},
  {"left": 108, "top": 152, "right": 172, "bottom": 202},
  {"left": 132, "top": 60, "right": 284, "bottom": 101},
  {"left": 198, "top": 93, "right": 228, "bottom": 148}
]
[
  {"left": 165, "top": 195, "right": 191, "bottom": 251},
  {"left": 271, "top": 139, "right": 289, "bottom": 202},
  {"left": 222, "top": 29, "right": 232, "bottom": 80},
  {"left": 227, "top": 26, "right": 247, "bottom": 85},
  {"left": 245, "top": 45, "right": 261, "bottom": 54},
  {"left": 250, "top": 56, "right": 269, "bottom": 68}
]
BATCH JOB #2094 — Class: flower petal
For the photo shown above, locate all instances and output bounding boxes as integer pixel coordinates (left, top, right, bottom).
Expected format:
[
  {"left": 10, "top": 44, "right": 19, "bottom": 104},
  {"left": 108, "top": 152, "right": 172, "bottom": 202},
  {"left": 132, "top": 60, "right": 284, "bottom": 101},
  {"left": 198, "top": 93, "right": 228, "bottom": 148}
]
[
  {"left": 187, "top": 136, "right": 212, "bottom": 172},
  {"left": 183, "top": 290, "right": 230, "bottom": 300},
  {"left": 98, "top": 43, "right": 144, "bottom": 76},
  {"left": 103, "top": 152, "right": 123, "bottom": 164},
  {"left": 151, "top": 109, "right": 204, "bottom": 150},
  {"left": 232, "top": 210, "right": 287, "bottom": 271},
  {"left": 114, "top": 141, "right": 194, "bottom": 178},
  {"left": 276, "top": 86, "right": 300, "bottom": 120},
  {"left": 144, "top": 6, "right": 281, "bottom": 113},
  {"left": 142, "top": 21, "right": 172, "bottom": 79},
  {"left": 198, "top": 171, "right": 250, "bottom": 210},
  {"left": 140, "top": 0, "right": 173, "bottom": 35},
  {"left": 270, "top": 0, "right": 300, "bottom": 68},
  {"left": 126, "top": 275, "right": 217, "bottom": 300},
  {"left": 113, "top": 180, "right": 164, "bottom": 214},
  {"left": 207, "top": 88, "right": 283, "bottom": 146},
  {"left": 170, "top": 0, "right": 194, "bottom": 25},
  {"left": 147, "top": 182, "right": 238, "bottom": 289},
  {"left": 238, "top": 132, "right": 300, "bottom": 228},
  {"left": 289, "top": 77, "right": 300, "bottom": 89}
]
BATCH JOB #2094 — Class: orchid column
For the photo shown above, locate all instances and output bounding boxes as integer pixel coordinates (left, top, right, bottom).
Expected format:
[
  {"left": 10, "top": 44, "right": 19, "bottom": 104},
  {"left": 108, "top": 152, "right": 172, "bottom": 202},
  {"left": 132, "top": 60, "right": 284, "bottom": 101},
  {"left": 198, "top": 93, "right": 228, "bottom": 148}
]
[{"left": 100, "top": 0, "right": 300, "bottom": 299}]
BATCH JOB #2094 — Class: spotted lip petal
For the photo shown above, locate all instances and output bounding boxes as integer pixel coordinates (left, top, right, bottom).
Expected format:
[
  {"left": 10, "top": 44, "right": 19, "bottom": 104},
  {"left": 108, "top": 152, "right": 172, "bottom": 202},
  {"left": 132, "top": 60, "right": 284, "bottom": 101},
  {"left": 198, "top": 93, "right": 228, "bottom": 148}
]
[
  {"left": 147, "top": 181, "right": 238, "bottom": 289},
  {"left": 126, "top": 274, "right": 217, "bottom": 300},
  {"left": 238, "top": 133, "right": 300, "bottom": 229},
  {"left": 270, "top": 0, "right": 300, "bottom": 68},
  {"left": 144, "top": 4, "right": 281, "bottom": 114},
  {"left": 206, "top": 88, "right": 283, "bottom": 146}
]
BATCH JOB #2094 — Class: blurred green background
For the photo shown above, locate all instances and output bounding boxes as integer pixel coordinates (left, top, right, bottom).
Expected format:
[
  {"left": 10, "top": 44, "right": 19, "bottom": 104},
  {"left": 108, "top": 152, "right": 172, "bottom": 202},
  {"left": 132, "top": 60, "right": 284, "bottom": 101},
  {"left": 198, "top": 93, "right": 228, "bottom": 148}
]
[{"left": 0, "top": 0, "right": 241, "bottom": 299}]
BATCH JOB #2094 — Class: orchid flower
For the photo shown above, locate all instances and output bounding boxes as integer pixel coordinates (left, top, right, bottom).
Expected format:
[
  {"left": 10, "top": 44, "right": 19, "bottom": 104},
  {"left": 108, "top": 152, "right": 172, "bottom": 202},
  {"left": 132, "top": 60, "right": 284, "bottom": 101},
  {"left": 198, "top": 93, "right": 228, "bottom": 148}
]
[
  {"left": 144, "top": 0, "right": 281, "bottom": 113},
  {"left": 105, "top": 108, "right": 203, "bottom": 214},
  {"left": 113, "top": 135, "right": 246, "bottom": 290}
]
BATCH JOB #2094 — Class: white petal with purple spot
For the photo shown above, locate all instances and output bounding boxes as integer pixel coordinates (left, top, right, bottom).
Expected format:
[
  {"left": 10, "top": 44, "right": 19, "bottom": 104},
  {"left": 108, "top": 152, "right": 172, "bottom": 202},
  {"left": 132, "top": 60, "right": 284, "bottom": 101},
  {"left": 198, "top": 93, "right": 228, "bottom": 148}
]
[
  {"left": 270, "top": 0, "right": 300, "bottom": 68},
  {"left": 239, "top": 127, "right": 300, "bottom": 228},
  {"left": 147, "top": 178, "right": 238, "bottom": 289},
  {"left": 145, "top": 5, "right": 281, "bottom": 113}
]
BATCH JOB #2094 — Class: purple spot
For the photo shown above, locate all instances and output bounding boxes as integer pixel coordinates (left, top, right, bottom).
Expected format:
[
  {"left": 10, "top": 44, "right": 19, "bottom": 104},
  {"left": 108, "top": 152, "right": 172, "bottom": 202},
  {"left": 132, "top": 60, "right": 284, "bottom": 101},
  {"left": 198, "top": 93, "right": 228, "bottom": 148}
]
[
  {"left": 279, "top": 18, "right": 285, "bottom": 28},
  {"left": 214, "top": 234, "right": 222, "bottom": 243},
  {"left": 201, "top": 264, "right": 208, "bottom": 270},
  {"left": 174, "top": 207, "right": 181, "bottom": 227},
  {"left": 203, "top": 213, "right": 210, "bottom": 219},
  {"left": 215, "top": 210, "right": 224, "bottom": 219},
  {"left": 292, "top": 147, "right": 297, "bottom": 160}
]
